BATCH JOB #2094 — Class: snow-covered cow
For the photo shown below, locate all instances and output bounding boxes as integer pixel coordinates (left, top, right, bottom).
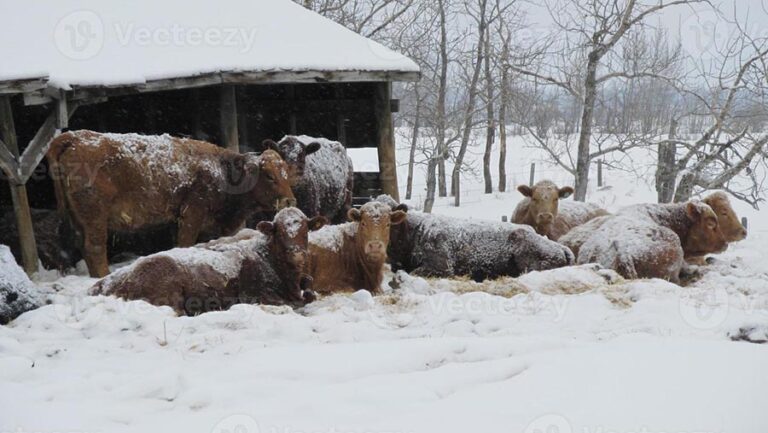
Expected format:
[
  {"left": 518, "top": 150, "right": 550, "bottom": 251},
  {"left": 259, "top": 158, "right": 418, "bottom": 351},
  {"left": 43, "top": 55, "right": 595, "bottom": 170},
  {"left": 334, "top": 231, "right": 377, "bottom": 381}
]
[
  {"left": 258, "top": 136, "right": 354, "bottom": 224},
  {"left": 48, "top": 130, "right": 296, "bottom": 277},
  {"left": 616, "top": 199, "right": 729, "bottom": 259},
  {"left": 308, "top": 201, "right": 407, "bottom": 294},
  {"left": 512, "top": 180, "right": 609, "bottom": 240},
  {"left": 90, "top": 208, "right": 326, "bottom": 315},
  {"left": 377, "top": 196, "right": 575, "bottom": 281}
]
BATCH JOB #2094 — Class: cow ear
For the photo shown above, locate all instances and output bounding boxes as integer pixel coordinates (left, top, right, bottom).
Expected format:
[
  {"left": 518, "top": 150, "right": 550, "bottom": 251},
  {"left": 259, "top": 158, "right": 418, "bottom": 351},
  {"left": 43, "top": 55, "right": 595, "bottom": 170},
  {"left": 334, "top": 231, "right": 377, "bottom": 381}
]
[
  {"left": 254, "top": 139, "right": 278, "bottom": 153},
  {"left": 685, "top": 202, "right": 702, "bottom": 221},
  {"left": 558, "top": 186, "right": 574, "bottom": 199},
  {"left": 394, "top": 203, "right": 409, "bottom": 212},
  {"left": 518, "top": 185, "right": 533, "bottom": 197},
  {"left": 347, "top": 208, "right": 362, "bottom": 222},
  {"left": 256, "top": 221, "right": 275, "bottom": 237},
  {"left": 304, "top": 142, "right": 321, "bottom": 155},
  {"left": 308, "top": 216, "right": 328, "bottom": 231},
  {"left": 390, "top": 210, "right": 407, "bottom": 225}
]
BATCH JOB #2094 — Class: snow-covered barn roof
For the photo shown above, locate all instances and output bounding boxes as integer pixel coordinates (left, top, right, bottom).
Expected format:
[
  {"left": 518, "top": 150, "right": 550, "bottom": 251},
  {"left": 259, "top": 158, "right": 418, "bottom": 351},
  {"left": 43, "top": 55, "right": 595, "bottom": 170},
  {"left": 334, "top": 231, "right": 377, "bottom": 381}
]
[{"left": 1, "top": 0, "right": 420, "bottom": 97}]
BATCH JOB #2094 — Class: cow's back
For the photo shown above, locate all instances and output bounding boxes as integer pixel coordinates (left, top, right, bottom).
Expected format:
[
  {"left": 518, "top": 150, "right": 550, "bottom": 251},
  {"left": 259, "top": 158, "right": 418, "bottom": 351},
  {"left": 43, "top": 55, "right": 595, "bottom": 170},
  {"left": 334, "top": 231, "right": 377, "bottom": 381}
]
[{"left": 550, "top": 201, "right": 609, "bottom": 240}]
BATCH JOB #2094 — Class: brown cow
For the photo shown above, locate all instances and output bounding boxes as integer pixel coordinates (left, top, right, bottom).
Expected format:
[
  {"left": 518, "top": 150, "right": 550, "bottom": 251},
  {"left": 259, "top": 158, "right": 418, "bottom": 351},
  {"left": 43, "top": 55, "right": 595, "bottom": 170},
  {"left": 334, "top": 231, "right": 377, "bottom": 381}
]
[
  {"left": 512, "top": 180, "right": 608, "bottom": 240},
  {"left": 48, "top": 130, "right": 296, "bottom": 277},
  {"left": 574, "top": 215, "right": 685, "bottom": 283},
  {"left": 702, "top": 192, "right": 747, "bottom": 242},
  {"left": 617, "top": 200, "right": 728, "bottom": 259},
  {"left": 90, "top": 208, "right": 326, "bottom": 315},
  {"left": 308, "top": 201, "right": 406, "bottom": 294}
]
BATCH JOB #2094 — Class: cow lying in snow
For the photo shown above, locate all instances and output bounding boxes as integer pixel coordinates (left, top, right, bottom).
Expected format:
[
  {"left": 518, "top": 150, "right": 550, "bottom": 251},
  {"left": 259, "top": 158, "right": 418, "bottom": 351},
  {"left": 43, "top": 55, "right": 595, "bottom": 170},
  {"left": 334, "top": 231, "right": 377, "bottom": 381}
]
[
  {"left": 616, "top": 196, "right": 732, "bottom": 259},
  {"left": 560, "top": 201, "right": 727, "bottom": 282},
  {"left": 91, "top": 208, "right": 326, "bottom": 315},
  {"left": 512, "top": 180, "right": 609, "bottom": 240},
  {"left": 376, "top": 196, "right": 575, "bottom": 281},
  {"left": 258, "top": 135, "right": 354, "bottom": 224},
  {"left": 308, "top": 201, "right": 406, "bottom": 294},
  {"left": 48, "top": 130, "right": 296, "bottom": 277}
]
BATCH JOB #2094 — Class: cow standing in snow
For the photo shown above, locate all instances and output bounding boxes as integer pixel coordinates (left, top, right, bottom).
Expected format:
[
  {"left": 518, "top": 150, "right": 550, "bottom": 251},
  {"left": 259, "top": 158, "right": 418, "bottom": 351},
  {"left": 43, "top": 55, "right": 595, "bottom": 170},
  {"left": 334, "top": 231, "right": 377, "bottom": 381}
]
[
  {"left": 376, "top": 196, "right": 575, "bottom": 281},
  {"left": 512, "top": 180, "right": 609, "bottom": 240},
  {"left": 308, "top": 201, "right": 407, "bottom": 294},
  {"left": 47, "top": 130, "right": 296, "bottom": 277},
  {"left": 90, "top": 208, "right": 326, "bottom": 315},
  {"left": 258, "top": 136, "right": 354, "bottom": 224}
]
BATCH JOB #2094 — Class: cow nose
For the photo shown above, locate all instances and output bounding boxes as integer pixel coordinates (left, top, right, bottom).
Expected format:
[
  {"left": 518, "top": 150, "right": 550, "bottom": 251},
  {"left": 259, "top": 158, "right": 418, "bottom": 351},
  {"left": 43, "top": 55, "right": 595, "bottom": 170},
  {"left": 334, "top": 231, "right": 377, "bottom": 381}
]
[
  {"left": 366, "top": 241, "right": 386, "bottom": 255},
  {"left": 276, "top": 198, "right": 297, "bottom": 209},
  {"left": 539, "top": 213, "right": 554, "bottom": 223},
  {"left": 741, "top": 228, "right": 748, "bottom": 239}
]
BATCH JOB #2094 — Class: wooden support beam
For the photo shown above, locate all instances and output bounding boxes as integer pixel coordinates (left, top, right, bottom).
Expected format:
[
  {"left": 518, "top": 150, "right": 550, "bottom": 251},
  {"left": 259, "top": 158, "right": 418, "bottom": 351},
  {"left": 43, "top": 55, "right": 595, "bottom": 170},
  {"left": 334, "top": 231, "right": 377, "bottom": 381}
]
[
  {"left": 287, "top": 85, "right": 297, "bottom": 135},
  {"left": 0, "top": 95, "right": 39, "bottom": 275},
  {"left": 0, "top": 137, "right": 20, "bottom": 183},
  {"left": 220, "top": 85, "right": 240, "bottom": 152},
  {"left": 374, "top": 82, "right": 399, "bottom": 201},
  {"left": 18, "top": 101, "right": 80, "bottom": 183},
  {"left": 335, "top": 85, "right": 346, "bottom": 145}
]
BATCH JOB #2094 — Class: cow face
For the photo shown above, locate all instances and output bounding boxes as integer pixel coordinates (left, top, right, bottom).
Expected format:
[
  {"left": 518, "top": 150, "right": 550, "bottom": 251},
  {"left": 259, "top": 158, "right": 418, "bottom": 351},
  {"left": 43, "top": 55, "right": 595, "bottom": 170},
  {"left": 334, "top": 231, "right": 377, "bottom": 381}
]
[
  {"left": 258, "top": 207, "right": 327, "bottom": 300},
  {"left": 518, "top": 181, "right": 574, "bottom": 234},
  {"left": 245, "top": 150, "right": 296, "bottom": 211},
  {"left": 347, "top": 202, "right": 407, "bottom": 263},
  {"left": 684, "top": 201, "right": 728, "bottom": 256},
  {"left": 703, "top": 192, "right": 747, "bottom": 242},
  {"left": 260, "top": 137, "right": 321, "bottom": 186}
]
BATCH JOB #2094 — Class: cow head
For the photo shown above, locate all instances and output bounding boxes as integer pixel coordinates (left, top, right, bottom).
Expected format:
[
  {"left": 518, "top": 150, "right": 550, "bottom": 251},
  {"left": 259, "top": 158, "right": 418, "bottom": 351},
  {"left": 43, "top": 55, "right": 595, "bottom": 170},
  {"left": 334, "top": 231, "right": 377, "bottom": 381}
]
[
  {"left": 703, "top": 192, "right": 747, "bottom": 242},
  {"left": 257, "top": 207, "right": 327, "bottom": 301},
  {"left": 518, "top": 180, "right": 574, "bottom": 234},
  {"left": 347, "top": 201, "right": 407, "bottom": 264},
  {"left": 684, "top": 201, "right": 728, "bottom": 256},
  {"left": 243, "top": 150, "right": 296, "bottom": 211},
  {"left": 260, "top": 137, "right": 321, "bottom": 186},
  {"left": 507, "top": 226, "right": 575, "bottom": 273}
]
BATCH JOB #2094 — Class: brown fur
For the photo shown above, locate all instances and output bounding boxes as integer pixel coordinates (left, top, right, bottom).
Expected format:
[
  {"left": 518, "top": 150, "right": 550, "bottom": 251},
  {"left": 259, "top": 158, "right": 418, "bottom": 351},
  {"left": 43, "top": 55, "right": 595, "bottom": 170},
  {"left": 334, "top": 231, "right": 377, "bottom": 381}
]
[
  {"left": 90, "top": 208, "right": 326, "bottom": 315},
  {"left": 617, "top": 201, "right": 728, "bottom": 259},
  {"left": 47, "top": 130, "right": 296, "bottom": 277},
  {"left": 309, "top": 202, "right": 406, "bottom": 294},
  {"left": 702, "top": 192, "right": 747, "bottom": 242},
  {"left": 513, "top": 180, "right": 607, "bottom": 240}
]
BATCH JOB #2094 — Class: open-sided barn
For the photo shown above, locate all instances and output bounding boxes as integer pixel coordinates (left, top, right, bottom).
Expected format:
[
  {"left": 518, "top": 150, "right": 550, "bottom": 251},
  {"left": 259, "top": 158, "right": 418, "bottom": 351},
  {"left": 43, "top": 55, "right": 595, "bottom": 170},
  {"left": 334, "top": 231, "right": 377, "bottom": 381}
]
[{"left": 0, "top": 0, "right": 420, "bottom": 273}]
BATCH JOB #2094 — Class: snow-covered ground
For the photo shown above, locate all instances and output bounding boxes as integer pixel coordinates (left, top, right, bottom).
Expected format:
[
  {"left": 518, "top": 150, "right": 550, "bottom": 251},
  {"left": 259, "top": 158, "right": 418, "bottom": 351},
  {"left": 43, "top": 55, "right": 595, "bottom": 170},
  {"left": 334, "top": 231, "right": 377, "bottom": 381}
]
[{"left": 1, "top": 131, "right": 767, "bottom": 433}]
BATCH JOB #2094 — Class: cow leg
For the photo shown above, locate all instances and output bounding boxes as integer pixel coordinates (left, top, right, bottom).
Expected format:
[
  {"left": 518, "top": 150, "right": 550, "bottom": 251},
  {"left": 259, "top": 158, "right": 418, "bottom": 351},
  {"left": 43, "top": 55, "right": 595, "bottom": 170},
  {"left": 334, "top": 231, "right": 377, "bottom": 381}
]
[
  {"left": 82, "top": 221, "right": 110, "bottom": 278},
  {"left": 177, "top": 203, "right": 206, "bottom": 247}
]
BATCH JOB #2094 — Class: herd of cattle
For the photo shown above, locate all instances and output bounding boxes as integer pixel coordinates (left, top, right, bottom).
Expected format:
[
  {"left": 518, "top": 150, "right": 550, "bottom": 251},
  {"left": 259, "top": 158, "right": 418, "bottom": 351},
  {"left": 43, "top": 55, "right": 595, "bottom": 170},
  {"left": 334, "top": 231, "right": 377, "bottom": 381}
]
[{"left": 2, "top": 130, "right": 747, "bottom": 315}]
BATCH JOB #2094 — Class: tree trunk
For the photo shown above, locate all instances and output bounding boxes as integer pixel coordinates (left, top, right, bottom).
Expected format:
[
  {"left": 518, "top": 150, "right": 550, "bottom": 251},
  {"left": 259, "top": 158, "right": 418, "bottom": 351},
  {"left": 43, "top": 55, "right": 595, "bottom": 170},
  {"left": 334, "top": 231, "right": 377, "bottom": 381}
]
[
  {"left": 405, "top": 88, "right": 421, "bottom": 200},
  {"left": 498, "top": 31, "right": 510, "bottom": 193},
  {"left": 451, "top": 0, "right": 488, "bottom": 206},
  {"left": 573, "top": 55, "right": 599, "bottom": 202},
  {"left": 656, "top": 117, "right": 678, "bottom": 203},
  {"left": 482, "top": 27, "right": 495, "bottom": 194},
  {"left": 424, "top": 0, "right": 449, "bottom": 212}
]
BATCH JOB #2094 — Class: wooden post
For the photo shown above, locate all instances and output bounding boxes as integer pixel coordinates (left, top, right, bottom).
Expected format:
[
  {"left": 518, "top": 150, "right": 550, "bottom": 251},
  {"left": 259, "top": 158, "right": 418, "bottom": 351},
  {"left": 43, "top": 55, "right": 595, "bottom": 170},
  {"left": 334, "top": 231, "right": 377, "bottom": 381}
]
[
  {"left": 501, "top": 215, "right": 508, "bottom": 223},
  {"left": 597, "top": 160, "right": 603, "bottom": 187},
  {"left": 529, "top": 163, "right": 536, "bottom": 186},
  {"left": 375, "top": 82, "right": 399, "bottom": 201},
  {"left": 220, "top": 85, "right": 239, "bottom": 152},
  {"left": 742, "top": 217, "right": 748, "bottom": 231},
  {"left": 0, "top": 96, "right": 39, "bottom": 275}
]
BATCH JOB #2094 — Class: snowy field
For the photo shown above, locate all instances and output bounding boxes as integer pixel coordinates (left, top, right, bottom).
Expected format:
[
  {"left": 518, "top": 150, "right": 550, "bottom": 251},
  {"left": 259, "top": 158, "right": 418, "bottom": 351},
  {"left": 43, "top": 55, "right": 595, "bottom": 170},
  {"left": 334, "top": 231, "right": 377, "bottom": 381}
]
[{"left": 2, "top": 131, "right": 768, "bottom": 433}]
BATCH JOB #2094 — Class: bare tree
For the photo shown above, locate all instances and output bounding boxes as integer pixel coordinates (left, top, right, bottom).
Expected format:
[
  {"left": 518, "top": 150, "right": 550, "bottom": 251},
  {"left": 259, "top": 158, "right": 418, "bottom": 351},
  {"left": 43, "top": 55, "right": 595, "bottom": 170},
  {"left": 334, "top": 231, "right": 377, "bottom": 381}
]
[{"left": 511, "top": 0, "right": 708, "bottom": 201}]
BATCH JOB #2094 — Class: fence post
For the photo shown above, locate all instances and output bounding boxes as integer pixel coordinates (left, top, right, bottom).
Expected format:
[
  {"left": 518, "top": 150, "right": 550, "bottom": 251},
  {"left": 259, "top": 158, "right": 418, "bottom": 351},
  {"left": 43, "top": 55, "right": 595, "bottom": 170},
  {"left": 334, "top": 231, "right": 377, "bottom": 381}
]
[
  {"left": 529, "top": 163, "right": 536, "bottom": 186},
  {"left": 597, "top": 160, "right": 603, "bottom": 187},
  {"left": 742, "top": 217, "right": 748, "bottom": 231},
  {"left": 501, "top": 215, "right": 508, "bottom": 223}
]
